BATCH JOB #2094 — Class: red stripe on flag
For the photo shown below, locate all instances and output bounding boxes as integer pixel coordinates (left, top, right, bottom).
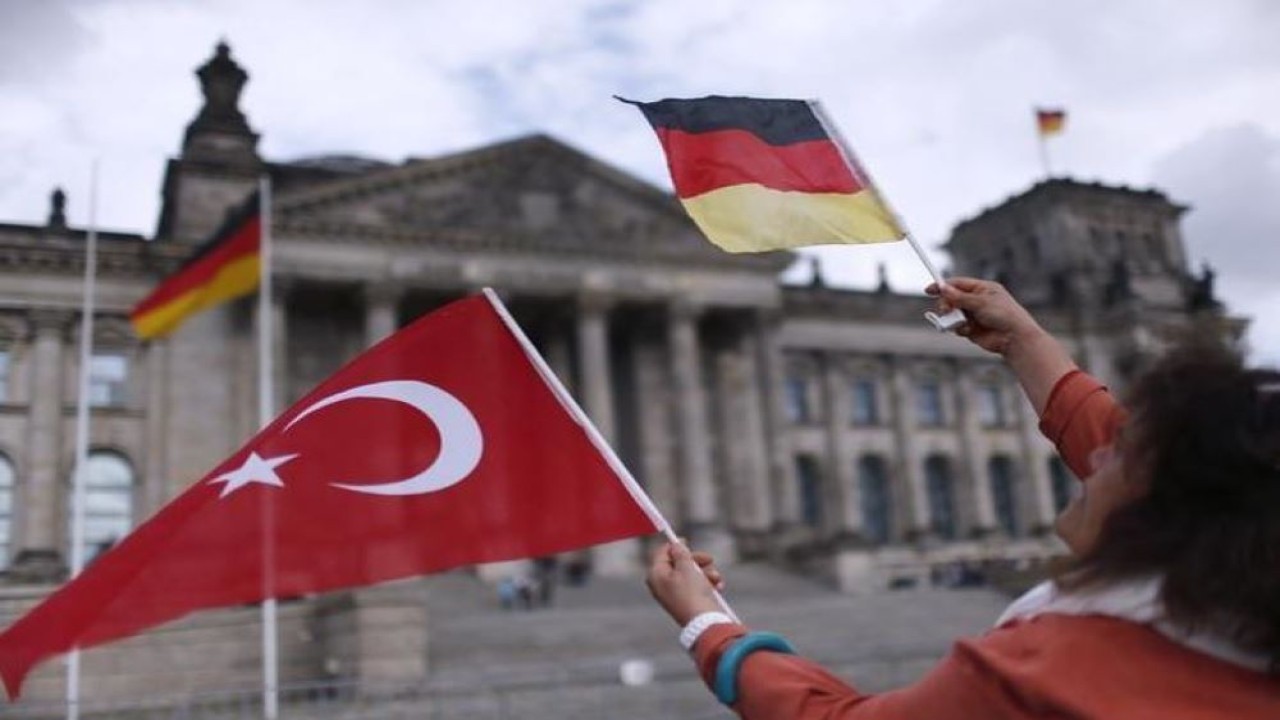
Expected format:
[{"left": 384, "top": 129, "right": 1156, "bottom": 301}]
[
  {"left": 130, "top": 217, "right": 261, "bottom": 319},
  {"left": 654, "top": 127, "right": 862, "bottom": 199}
]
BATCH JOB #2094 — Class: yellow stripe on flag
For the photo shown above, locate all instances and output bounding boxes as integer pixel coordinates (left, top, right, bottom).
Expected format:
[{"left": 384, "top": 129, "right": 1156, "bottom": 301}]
[
  {"left": 680, "top": 184, "right": 904, "bottom": 253},
  {"left": 132, "top": 254, "right": 261, "bottom": 339}
]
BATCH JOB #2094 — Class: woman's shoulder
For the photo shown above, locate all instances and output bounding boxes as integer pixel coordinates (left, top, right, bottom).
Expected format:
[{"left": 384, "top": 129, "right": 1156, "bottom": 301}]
[{"left": 954, "top": 614, "right": 1280, "bottom": 718}]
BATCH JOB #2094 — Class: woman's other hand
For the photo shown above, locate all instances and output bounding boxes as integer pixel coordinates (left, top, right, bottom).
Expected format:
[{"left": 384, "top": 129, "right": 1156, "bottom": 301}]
[{"left": 646, "top": 541, "right": 724, "bottom": 626}]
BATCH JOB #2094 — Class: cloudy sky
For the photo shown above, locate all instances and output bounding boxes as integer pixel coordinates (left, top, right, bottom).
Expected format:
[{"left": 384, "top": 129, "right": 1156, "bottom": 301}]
[{"left": 2, "top": 0, "right": 1278, "bottom": 361}]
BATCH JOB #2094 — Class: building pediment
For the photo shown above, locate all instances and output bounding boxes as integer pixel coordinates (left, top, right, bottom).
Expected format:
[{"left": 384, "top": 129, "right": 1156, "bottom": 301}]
[{"left": 273, "top": 134, "right": 789, "bottom": 270}]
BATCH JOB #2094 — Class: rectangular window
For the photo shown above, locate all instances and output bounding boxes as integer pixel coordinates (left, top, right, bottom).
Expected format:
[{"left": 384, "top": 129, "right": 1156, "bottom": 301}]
[
  {"left": 795, "top": 456, "right": 823, "bottom": 528},
  {"left": 916, "top": 381, "right": 945, "bottom": 427},
  {"left": 785, "top": 375, "right": 812, "bottom": 424},
  {"left": 89, "top": 353, "right": 128, "bottom": 407},
  {"left": 851, "top": 378, "right": 878, "bottom": 425},
  {"left": 978, "top": 384, "right": 1007, "bottom": 427}
]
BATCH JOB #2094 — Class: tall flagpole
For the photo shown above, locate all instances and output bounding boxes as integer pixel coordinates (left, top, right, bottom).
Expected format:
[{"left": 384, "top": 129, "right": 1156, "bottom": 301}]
[
  {"left": 1037, "top": 132, "right": 1052, "bottom": 178},
  {"left": 257, "top": 176, "right": 279, "bottom": 720},
  {"left": 66, "top": 159, "right": 100, "bottom": 720}
]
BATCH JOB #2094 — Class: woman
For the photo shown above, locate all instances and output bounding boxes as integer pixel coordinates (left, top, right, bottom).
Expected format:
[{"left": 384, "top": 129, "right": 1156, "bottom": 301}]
[{"left": 647, "top": 277, "right": 1280, "bottom": 718}]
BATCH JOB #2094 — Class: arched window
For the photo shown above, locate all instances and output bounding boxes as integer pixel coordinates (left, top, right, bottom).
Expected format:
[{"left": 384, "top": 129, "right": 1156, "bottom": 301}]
[
  {"left": 857, "top": 455, "right": 892, "bottom": 544},
  {"left": 0, "top": 453, "right": 14, "bottom": 569},
  {"left": 68, "top": 452, "right": 134, "bottom": 562},
  {"left": 1049, "top": 457, "right": 1076, "bottom": 512},
  {"left": 794, "top": 455, "right": 824, "bottom": 528},
  {"left": 988, "top": 456, "right": 1019, "bottom": 537},
  {"left": 924, "top": 455, "right": 957, "bottom": 539}
]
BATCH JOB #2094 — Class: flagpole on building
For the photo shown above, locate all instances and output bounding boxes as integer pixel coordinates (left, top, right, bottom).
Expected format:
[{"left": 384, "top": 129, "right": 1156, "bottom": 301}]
[
  {"left": 257, "top": 175, "right": 280, "bottom": 720},
  {"left": 481, "top": 288, "right": 740, "bottom": 623},
  {"left": 66, "top": 159, "right": 100, "bottom": 720},
  {"left": 808, "top": 101, "right": 966, "bottom": 332},
  {"left": 1037, "top": 132, "right": 1052, "bottom": 179}
]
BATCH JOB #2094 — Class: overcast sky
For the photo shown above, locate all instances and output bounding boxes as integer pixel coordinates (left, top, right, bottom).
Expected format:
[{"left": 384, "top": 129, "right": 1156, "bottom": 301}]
[{"left": 2, "top": 0, "right": 1277, "bottom": 362}]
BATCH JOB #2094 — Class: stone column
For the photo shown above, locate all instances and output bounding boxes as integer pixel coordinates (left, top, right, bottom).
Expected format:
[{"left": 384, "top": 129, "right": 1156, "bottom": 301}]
[
  {"left": 542, "top": 318, "right": 576, "bottom": 395},
  {"left": 143, "top": 338, "right": 171, "bottom": 517},
  {"left": 1015, "top": 393, "right": 1057, "bottom": 533},
  {"left": 577, "top": 293, "right": 636, "bottom": 575},
  {"left": 889, "top": 357, "right": 930, "bottom": 539},
  {"left": 956, "top": 366, "right": 997, "bottom": 536},
  {"left": 711, "top": 322, "right": 771, "bottom": 546},
  {"left": 669, "top": 301, "right": 731, "bottom": 559},
  {"left": 753, "top": 310, "right": 800, "bottom": 532},
  {"left": 735, "top": 325, "right": 773, "bottom": 548},
  {"left": 363, "top": 283, "right": 400, "bottom": 348},
  {"left": 822, "top": 354, "right": 862, "bottom": 541},
  {"left": 632, "top": 332, "right": 679, "bottom": 524},
  {"left": 578, "top": 294, "right": 616, "bottom": 440},
  {"left": 14, "top": 309, "right": 70, "bottom": 579}
]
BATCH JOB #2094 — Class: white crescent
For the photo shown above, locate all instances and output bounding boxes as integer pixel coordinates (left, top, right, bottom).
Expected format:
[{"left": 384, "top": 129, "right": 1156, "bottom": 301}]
[{"left": 283, "top": 380, "right": 483, "bottom": 496}]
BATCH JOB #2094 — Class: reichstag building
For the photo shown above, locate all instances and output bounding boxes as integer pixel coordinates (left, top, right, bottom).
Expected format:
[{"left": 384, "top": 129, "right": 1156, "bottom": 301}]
[{"left": 0, "top": 42, "right": 1235, "bottom": 644}]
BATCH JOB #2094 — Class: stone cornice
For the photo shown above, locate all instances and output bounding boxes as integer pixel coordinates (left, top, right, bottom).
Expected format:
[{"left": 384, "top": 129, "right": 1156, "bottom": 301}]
[
  {"left": 0, "top": 236, "right": 190, "bottom": 279},
  {"left": 275, "top": 219, "right": 791, "bottom": 274},
  {"left": 274, "top": 134, "right": 688, "bottom": 224}
]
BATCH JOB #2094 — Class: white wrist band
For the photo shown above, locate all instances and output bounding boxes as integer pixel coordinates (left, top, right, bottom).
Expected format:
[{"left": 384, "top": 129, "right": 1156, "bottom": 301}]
[{"left": 679, "top": 611, "right": 734, "bottom": 651}]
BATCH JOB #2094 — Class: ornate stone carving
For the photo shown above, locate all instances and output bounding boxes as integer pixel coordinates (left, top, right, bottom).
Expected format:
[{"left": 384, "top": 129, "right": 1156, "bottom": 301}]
[
  {"left": 188, "top": 41, "right": 252, "bottom": 139},
  {"left": 47, "top": 188, "right": 67, "bottom": 232}
]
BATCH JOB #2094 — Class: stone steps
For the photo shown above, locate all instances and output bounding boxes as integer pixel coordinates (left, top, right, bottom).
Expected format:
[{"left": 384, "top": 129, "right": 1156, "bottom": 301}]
[
  {"left": 4, "top": 563, "right": 1013, "bottom": 719},
  {"left": 421, "top": 563, "right": 1007, "bottom": 697}
]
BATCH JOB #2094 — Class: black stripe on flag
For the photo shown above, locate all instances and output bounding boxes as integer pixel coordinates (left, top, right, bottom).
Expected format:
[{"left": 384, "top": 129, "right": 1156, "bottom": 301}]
[{"left": 617, "top": 95, "right": 828, "bottom": 146}]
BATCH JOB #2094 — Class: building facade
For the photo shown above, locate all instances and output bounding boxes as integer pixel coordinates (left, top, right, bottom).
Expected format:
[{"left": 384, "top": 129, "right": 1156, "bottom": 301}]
[{"left": 0, "top": 43, "right": 1238, "bottom": 597}]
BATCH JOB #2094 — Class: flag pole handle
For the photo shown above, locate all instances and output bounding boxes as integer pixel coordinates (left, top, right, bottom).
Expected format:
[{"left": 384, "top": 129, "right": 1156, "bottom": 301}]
[
  {"left": 808, "top": 101, "right": 966, "bottom": 333},
  {"left": 903, "top": 232, "right": 967, "bottom": 332},
  {"left": 482, "top": 288, "right": 741, "bottom": 623}
]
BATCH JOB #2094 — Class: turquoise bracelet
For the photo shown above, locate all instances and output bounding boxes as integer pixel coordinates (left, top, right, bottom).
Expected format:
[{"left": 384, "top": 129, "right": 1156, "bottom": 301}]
[{"left": 713, "top": 631, "right": 797, "bottom": 706}]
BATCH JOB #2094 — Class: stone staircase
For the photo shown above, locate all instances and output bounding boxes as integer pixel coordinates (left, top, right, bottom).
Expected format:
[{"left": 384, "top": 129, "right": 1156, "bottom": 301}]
[
  {"left": 411, "top": 563, "right": 1009, "bottom": 719},
  {"left": 1, "top": 564, "right": 1013, "bottom": 719}
]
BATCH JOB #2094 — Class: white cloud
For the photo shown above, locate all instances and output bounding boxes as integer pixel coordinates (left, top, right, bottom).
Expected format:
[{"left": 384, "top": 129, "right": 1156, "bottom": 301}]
[{"left": 1152, "top": 124, "right": 1280, "bottom": 364}]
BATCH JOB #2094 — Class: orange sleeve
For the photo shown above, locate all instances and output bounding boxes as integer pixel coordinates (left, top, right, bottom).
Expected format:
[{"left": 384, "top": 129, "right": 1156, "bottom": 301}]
[
  {"left": 1037, "top": 370, "right": 1128, "bottom": 479},
  {"left": 690, "top": 625, "right": 1024, "bottom": 719}
]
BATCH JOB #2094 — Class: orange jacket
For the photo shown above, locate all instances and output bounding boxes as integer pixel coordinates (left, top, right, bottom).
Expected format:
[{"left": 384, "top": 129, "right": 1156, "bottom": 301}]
[{"left": 693, "top": 371, "right": 1280, "bottom": 719}]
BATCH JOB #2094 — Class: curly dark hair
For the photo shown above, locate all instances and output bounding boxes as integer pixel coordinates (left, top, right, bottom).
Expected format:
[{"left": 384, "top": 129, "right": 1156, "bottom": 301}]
[{"left": 1056, "top": 340, "right": 1280, "bottom": 672}]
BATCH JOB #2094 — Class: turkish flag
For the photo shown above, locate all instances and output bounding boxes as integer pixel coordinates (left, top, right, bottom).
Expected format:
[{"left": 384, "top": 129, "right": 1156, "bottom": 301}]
[{"left": 0, "top": 293, "right": 658, "bottom": 698}]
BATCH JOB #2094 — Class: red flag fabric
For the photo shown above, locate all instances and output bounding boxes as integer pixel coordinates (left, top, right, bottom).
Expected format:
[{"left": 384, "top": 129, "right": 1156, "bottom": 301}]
[{"left": 0, "top": 294, "right": 658, "bottom": 698}]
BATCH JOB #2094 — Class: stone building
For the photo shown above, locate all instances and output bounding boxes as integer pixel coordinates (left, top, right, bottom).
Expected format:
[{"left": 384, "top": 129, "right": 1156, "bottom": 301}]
[{"left": 0, "top": 43, "right": 1238, "bottom": 598}]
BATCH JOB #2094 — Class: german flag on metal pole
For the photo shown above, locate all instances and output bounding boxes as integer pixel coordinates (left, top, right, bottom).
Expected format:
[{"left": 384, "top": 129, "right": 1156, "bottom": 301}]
[
  {"left": 1034, "top": 107, "right": 1066, "bottom": 178},
  {"left": 622, "top": 95, "right": 965, "bottom": 331},
  {"left": 619, "top": 95, "right": 904, "bottom": 253},
  {"left": 129, "top": 192, "right": 262, "bottom": 339}
]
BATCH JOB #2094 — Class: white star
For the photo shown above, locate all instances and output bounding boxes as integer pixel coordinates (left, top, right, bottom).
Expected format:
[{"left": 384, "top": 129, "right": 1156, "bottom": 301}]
[{"left": 209, "top": 451, "right": 299, "bottom": 499}]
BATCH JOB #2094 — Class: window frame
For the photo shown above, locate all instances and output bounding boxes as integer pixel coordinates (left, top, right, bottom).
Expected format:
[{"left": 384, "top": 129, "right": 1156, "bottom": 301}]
[{"left": 857, "top": 455, "right": 892, "bottom": 544}]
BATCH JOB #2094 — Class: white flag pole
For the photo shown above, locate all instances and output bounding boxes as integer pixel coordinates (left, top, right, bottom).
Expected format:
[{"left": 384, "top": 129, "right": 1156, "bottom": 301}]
[
  {"left": 257, "top": 176, "right": 279, "bottom": 720},
  {"left": 481, "top": 288, "right": 740, "bottom": 623},
  {"left": 807, "top": 101, "right": 966, "bottom": 332},
  {"left": 66, "top": 159, "right": 100, "bottom": 720},
  {"left": 1037, "top": 130, "right": 1052, "bottom": 179}
]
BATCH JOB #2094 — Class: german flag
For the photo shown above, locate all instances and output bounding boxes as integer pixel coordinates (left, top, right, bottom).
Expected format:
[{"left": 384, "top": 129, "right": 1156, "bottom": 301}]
[
  {"left": 130, "top": 193, "right": 261, "bottom": 339},
  {"left": 622, "top": 95, "right": 904, "bottom": 253},
  {"left": 1036, "top": 108, "right": 1066, "bottom": 137}
]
